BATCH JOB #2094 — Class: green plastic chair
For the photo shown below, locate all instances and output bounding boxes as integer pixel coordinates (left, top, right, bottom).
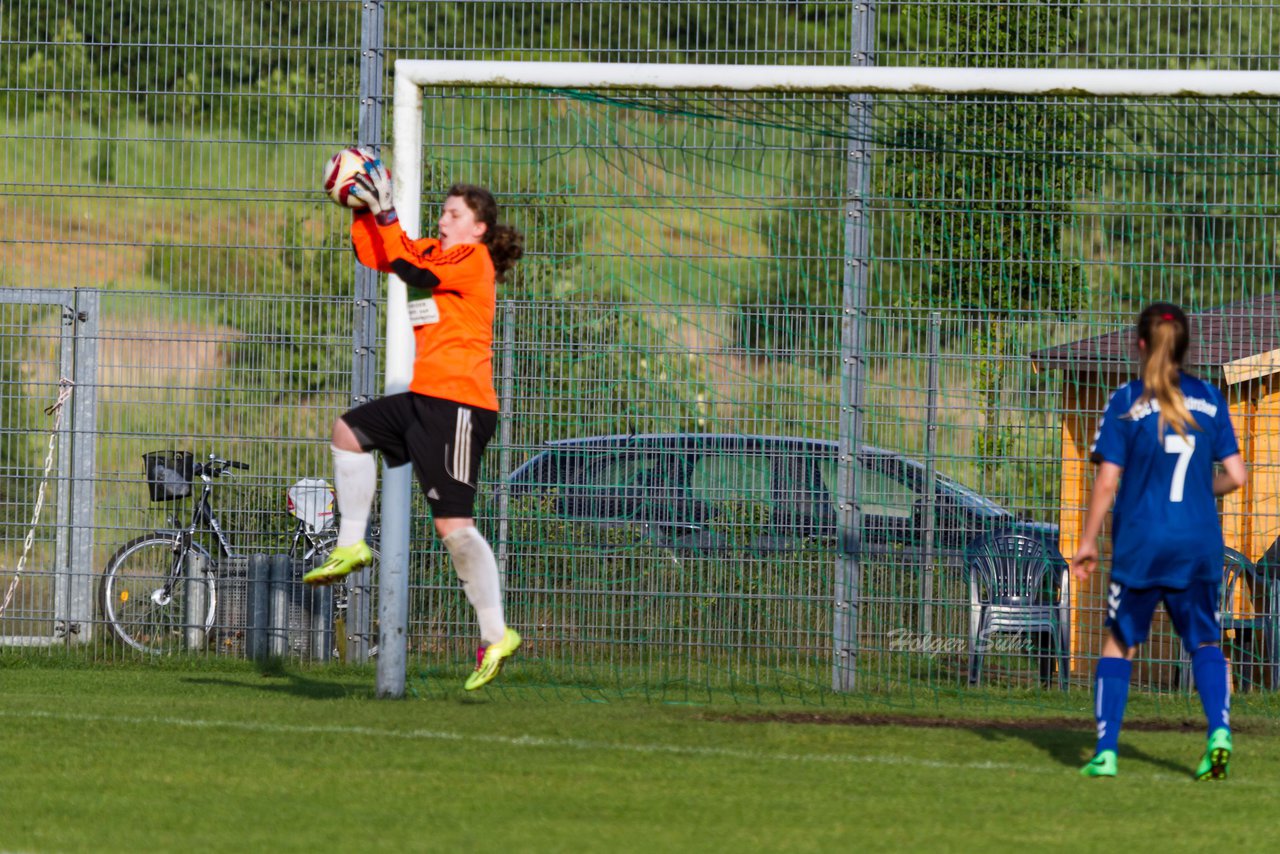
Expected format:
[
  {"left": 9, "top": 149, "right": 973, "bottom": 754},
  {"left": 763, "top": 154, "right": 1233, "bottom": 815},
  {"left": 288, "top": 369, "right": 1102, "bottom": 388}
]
[{"left": 1182, "top": 547, "right": 1280, "bottom": 691}]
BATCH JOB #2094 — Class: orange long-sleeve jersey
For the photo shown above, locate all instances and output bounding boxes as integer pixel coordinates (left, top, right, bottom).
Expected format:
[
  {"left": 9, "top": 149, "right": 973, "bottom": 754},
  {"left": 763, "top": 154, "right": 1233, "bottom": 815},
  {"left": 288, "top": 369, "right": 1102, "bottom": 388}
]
[{"left": 350, "top": 211, "right": 498, "bottom": 411}]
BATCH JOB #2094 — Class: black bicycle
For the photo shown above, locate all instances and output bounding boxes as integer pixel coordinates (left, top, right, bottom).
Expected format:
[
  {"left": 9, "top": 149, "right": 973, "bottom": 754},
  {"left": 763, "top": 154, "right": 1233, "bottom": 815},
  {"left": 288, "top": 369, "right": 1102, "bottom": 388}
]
[{"left": 98, "top": 451, "right": 379, "bottom": 656}]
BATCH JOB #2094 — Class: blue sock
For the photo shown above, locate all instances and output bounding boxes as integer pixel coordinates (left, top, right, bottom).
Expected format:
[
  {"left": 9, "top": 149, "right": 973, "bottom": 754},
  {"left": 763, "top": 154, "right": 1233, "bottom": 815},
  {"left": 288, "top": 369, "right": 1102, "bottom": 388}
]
[
  {"left": 1093, "top": 657, "right": 1132, "bottom": 755},
  {"left": 1192, "top": 645, "right": 1230, "bottom": 736}
]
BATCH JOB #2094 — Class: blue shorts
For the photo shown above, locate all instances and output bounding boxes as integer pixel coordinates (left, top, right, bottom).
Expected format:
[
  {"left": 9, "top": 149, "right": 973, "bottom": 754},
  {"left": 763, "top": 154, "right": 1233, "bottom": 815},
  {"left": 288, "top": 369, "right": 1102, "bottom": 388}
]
[{"left": 1105, "top": 580, "right": 1221, "bottom": 653}]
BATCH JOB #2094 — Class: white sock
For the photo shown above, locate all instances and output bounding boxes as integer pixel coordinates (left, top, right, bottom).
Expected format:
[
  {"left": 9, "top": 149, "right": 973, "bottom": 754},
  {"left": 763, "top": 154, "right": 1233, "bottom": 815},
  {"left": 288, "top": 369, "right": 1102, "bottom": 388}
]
[
  {"left": 442, "top": 526, "right": 506, "bottom": 646},
  {"left": 332, "top": 444, "right": 376, "bottom": 547}
]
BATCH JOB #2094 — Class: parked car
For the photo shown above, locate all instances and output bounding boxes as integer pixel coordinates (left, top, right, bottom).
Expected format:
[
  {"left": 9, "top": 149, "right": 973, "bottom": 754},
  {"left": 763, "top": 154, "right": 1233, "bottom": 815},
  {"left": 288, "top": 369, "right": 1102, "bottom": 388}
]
[{"left": 507, "top": 433, "right": 1058, "bottom": 557}]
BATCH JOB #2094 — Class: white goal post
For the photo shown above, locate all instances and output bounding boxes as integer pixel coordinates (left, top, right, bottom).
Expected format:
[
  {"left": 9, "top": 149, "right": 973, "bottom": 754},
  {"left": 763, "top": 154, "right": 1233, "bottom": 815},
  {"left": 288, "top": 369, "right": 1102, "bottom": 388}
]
[
  {"left": 376, "top": 61, "right": 1280, "bottom": 698},
  {"left": 396, "top": 62, "right": 1280, "bottom": 97}
]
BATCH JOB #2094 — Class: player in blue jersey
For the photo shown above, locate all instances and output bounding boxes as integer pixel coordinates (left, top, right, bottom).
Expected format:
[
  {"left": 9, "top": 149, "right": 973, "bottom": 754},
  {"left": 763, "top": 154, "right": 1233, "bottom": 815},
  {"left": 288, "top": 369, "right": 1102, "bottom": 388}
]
[{"left": 1072, "top": 302, "right": 1247, "bottom": 780}]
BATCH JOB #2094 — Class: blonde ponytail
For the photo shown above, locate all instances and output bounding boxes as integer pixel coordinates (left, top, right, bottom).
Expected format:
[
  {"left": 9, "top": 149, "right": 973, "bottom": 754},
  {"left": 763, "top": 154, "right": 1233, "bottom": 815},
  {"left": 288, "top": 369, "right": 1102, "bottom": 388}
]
[{"left": 1136, "top": 303, "right": 1195, "bottom": 440}]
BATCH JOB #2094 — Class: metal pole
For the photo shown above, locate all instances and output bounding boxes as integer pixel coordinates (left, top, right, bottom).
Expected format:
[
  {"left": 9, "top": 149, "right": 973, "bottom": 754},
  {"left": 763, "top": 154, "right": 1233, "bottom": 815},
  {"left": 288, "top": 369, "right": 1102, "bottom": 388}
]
[
  {"left": 67, "top": 289, "right": 98, "bottom": 641},
  {"left": 186, "top": 548, "right": 211, "bottom": 651},
  {"left": 268, "top": 554, "right": 290, "bottom": 658},
  {"left": 307, "top": 563, "right": 334, "bottom": 663},
  {"left": 347, "top": 0, "right": 384, "bottom": 666},
  {"left": 495, "top": 303, "right": 516, "bottom": 578},
  {"left": 248, "top": 554, "right": 271, "bottom": 662},
  {"left": 376, "top": 65, "right": 426, "bottom": 699},
  {"left": 53, "top": 298, "right": 75, "bottom": 641},
  {"left": 920, "top": 312, "right": 941, "bottom": 636},
  {"left": 833, "top": 0, "right": 876, "bottom": 692}
]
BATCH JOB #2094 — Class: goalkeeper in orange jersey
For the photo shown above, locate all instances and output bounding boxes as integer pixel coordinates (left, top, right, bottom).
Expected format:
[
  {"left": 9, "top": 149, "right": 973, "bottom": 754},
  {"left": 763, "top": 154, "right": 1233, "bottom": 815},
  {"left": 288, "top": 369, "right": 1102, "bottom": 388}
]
[{"left": 305, "top": 152, "right": 525, "bottom": 691}]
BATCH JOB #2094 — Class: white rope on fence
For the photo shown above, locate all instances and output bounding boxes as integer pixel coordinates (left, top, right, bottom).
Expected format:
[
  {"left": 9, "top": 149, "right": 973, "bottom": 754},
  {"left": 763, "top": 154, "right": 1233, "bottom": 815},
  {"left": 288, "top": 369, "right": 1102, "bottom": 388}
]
[{"left": 0, "top": 378, "right": 75, "bottom": 620}]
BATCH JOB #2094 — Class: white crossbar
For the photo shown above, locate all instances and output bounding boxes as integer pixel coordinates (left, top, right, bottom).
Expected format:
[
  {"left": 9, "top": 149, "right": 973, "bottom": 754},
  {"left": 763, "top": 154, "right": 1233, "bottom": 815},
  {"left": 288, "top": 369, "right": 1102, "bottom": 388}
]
[{"left": 397, "top": 61, "right": 1280, "bottom": 98}]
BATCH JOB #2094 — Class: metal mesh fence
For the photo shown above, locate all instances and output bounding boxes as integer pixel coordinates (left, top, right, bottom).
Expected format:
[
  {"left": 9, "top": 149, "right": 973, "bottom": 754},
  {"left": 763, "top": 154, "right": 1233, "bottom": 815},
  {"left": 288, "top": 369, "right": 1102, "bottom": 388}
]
[{"left": 2, "top": 2, "right": 1279, "bottom": 704}]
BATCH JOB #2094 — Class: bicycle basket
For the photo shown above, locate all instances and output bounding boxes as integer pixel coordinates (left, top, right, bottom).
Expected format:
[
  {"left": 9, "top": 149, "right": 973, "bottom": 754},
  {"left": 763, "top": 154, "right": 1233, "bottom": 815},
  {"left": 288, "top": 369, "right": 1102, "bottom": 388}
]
[{"left": 143, "top": 450, "right": 194, "bottom": 502}]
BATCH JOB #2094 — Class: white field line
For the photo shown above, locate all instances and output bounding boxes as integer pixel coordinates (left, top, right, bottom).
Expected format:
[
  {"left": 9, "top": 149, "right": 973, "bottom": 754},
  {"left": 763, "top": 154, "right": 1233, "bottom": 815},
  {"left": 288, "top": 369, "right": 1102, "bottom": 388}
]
[{"left": 0, "top": 708, "right": 1246, "bottom": 785}]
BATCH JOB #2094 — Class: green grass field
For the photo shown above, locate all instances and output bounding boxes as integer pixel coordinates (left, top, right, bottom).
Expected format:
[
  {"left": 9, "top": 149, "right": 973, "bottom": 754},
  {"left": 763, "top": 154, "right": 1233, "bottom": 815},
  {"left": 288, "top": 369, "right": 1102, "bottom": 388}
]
[{"left": 3, "top": 661, "right": 1279, "bottom": 853}]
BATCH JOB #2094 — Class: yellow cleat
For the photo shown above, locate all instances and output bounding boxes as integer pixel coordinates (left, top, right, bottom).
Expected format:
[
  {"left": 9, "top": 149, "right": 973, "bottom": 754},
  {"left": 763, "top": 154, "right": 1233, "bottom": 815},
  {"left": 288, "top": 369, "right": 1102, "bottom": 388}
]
[
  {"left": 303, "top": 540, "right": 372, "bottom": 586},
  {"left": 464, "top": 628, "right": 521, "bottom": 691}
]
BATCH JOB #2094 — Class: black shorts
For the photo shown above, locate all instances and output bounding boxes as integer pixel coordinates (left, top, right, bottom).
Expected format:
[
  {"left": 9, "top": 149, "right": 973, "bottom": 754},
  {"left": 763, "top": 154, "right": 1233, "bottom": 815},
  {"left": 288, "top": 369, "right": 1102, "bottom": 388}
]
[{"left": 341, "top": 392, "right": 498, "bottom": 518}]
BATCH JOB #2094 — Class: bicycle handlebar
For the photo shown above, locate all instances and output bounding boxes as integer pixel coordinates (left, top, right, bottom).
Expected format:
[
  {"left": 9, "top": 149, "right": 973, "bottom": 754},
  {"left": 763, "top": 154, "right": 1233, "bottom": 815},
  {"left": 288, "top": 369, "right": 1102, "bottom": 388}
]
[{"left": 193, "top": 456, "right": 250, "bottom": 478}]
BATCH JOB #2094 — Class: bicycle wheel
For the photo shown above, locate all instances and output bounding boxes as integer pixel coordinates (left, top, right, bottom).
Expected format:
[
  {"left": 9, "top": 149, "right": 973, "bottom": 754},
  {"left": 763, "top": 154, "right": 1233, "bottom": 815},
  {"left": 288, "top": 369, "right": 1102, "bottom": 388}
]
[
  {"left": 307, "top": 535, "right": 380, "bottom": 660},
  {"left": 99, "top": 535, "right": 218, "bottom": 655}
]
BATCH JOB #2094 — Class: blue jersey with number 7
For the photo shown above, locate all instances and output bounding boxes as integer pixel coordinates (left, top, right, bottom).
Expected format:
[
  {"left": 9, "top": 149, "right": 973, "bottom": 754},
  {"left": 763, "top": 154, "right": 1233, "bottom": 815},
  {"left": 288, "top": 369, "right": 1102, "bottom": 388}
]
[{"left": 1089, "top": 372, "right": 1239, "bottom": 589}]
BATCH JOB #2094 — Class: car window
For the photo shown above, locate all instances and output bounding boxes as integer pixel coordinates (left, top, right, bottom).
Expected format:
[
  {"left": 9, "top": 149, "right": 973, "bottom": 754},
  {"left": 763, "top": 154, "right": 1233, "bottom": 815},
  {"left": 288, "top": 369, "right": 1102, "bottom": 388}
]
[
  {"left": 594, "top": 455, "right": 656, "bottom": 490},
  {"left": 558, "top": 452, "right": 664, "bottom": 520},
  {"left": 896, "top": 457, "right": 1010, "bottom": 517},
  {"left": 768, "top": 454, "right": 830, "bottom": 528},
  {"left": 934, "top": 474, "right": 1010, "bottom": 517},
  {"left": 819, "top": 459, "right": 916, "bottom": 519},
  {"left": 689, "top": 453, "right": 774, "bottom": 508}
]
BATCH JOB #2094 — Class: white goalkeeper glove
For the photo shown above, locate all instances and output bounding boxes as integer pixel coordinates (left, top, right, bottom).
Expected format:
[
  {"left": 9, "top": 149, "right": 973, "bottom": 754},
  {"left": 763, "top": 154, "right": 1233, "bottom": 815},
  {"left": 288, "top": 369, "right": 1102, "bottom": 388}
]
[{"left": 350, "top": 157, "right": 398, "bottom": 225}]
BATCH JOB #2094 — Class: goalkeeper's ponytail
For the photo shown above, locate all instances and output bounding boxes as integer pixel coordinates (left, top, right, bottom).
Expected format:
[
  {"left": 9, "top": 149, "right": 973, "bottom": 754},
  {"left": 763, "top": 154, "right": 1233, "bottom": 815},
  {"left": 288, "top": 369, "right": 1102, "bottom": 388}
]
[
  {"left": 485, "top": 224, "right": 524, "bottom": 282},
  {"left": 448, "top": 183, "right": 525, "bottom": 282}
]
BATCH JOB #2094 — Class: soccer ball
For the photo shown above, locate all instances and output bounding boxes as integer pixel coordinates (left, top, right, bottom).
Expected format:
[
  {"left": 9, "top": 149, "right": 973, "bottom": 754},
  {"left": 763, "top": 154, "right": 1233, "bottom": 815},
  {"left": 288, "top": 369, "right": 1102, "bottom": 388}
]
[{"left": 323, "top": 147, "right": 376, "bottom": 208}]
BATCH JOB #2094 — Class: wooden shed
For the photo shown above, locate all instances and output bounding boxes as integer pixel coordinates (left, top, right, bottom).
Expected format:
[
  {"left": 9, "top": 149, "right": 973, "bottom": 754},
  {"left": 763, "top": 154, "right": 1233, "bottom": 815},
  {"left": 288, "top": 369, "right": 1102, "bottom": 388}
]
[{"left": 1032, "top": 295, "right": 1280, "bottom": 680}]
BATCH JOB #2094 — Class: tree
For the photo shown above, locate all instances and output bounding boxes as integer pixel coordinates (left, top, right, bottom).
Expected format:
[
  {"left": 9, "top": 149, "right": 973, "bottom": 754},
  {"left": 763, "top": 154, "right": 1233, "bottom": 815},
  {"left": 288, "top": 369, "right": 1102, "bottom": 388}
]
[
  {"left": 880, "top": 2, "right": 1093, "bottom": 470},
  {"left": 1090, "top": 104, "right": 1280, "bottom": 312},
  {"left": 735, "top": 136, "right": 844, "bottom": 363},
  {"left": 1, "top": 1, "right": 359, "bottom": 133}
]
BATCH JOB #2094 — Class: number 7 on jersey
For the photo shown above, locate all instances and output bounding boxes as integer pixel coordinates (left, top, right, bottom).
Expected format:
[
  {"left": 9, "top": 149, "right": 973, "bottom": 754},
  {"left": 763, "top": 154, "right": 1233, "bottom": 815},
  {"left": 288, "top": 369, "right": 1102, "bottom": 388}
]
[{"left": 1164, "top": 433, "right": 1195, "bottom": 502}]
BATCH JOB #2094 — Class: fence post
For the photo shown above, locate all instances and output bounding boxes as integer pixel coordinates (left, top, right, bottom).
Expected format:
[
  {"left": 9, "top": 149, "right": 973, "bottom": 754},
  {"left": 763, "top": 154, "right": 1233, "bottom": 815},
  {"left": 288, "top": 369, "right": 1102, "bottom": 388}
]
[
  {"left": 833, "top": 0, "right": 877, "bottom": 692},
  {"left": 352, "top": 0, "right": 385, "bottom": 411},
  {"left": 346, "top": 0, "right": 386, "bottom": 666},
  {"left": 68, "top": 289, "right": 99, "bottom": 639},
  {"left": 920, "top": 312, "right": 942, "bottom": 635},
  {"left": 52, "top": 296, "right": 75, "bottom": 640},
  {"left": 496, "top": 303, "right": 515, "bottom": 578}
]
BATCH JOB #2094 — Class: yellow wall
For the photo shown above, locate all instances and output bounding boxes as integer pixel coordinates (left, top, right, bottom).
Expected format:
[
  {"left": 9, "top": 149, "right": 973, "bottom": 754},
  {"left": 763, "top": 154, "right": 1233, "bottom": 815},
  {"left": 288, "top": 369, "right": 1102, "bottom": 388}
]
[
  {"left": 1221, "top": 393, "right": 1252, "bottom": 557},
  {"left": 1245, "top": 379, "right": 1280, "bottom": 561},
  {"left": 1057, "top": 380, "right": 1100, "bottom": 672}
]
